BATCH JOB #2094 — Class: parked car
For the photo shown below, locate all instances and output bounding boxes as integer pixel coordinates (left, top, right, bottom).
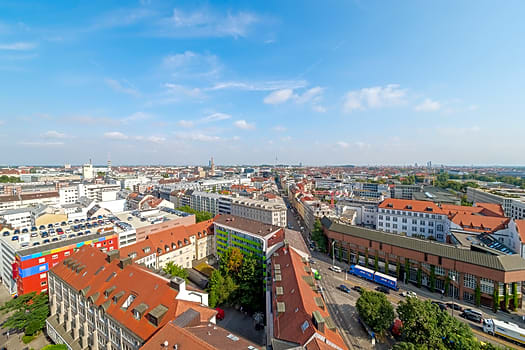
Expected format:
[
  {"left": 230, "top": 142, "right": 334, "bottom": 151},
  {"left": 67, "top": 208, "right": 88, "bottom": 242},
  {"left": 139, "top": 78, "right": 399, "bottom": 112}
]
[
  {"left": 329, "top": 266, "right": 342, "bottom": 273},
  {"left": 43, "top": 239, "right": 50, "bottom": 244},
  {"left": 30, "top": 232, "right": 38, "bottom": 238},
  {"left": 2, "top": 231, "right": 10, "bottom": 236},
  {"left": 401, "top": 291, "right": 417, "bottom": 298},
  {"left": 11, "top": 236, "right": 19, "bottom": 241},
  {"left": 431, "top": 301, "right": 447, "bottom": 311},
  {"left": 69, "top": 234, "right": 76, "bottom": 238},
  {"left": 85, "top": 230, "right": 91, "bottom": 235},
  {"left": 352, "top": 285, "right": 364, "bottom": 293},
  {"left": 51, "top": 237, "right": 58, "bottom": 242},
  {"left": 338, "top": 284, "right": 351, "bottom": 293},
  {"left": 39, "top": 225, "right": 46, "bottom": 230},
  {"left": 376, "top": 286, "right": 390, "bottom": 294},
  {"left": 22, "top": 228, "right": 28, "bottom": 233},
  {"left": 446, "top": 303, "right": 463, "bottom": 311},
  {"left": 41, "top": 231, "right": 48, "bottom": 238},
  {"left": 61, "top": 221, "right": 67, "bottom": 226},
  {"left": 32, "top": 242, "right": 40, "bottom": 246},
  {"left": 461, "top": 308, "right": 483, "bottom": 323},
  {"left": 31, "top": 226, "right": 38, "bottom": 232}
]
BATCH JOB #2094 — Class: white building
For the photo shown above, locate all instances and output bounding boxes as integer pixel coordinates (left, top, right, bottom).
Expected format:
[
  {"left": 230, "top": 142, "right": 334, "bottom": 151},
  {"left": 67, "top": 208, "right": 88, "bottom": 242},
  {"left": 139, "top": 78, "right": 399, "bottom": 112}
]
[
  {"left": 0, "top": 208, "right": 32, "bottom": 229},
  {"left": 377, "top": 198, "right": 449, "bottom": 242},
  {"left": 231, "top": 197, "right": 287, "bottom": 227},
  {"left": 81, "top": 163, "right": 94, "bottom": 180}
]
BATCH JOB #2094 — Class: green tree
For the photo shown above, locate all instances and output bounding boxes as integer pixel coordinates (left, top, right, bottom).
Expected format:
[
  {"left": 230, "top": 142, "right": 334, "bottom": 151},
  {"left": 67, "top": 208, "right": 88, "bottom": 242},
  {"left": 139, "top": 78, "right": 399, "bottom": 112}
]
[
  {"left": 513, "top": 282, "right": 519, "bottom": 310},
  {"left": 475, "top": 283, "right": 481, "bottom": 307},
  {"left": 365, "top": 248, "right": 369, "bottom": 267},
  {"left": 219, "top": 247, "right": 244, "bottom": 275},
  {"left": 236, "top": 253, "right": 264, "bottom": 311},
  {"left": 405, "top": 258, "right": 410, "bottom": 283},
  {"left": 503, "top": 283, "right": 509, "bottom": 310},
  {"left": 41, "top": 346, "right": 68, "bottom": 350},
  {"left": 429, "top": 265, "right": 435, "bottom": 293},
  {"left": 416, "top": 268, "right": 422, "bottom": 288},
  {"left": 493, "top": 284, "right": 499, "bottom": 313},
  {"left": 207, "top": 270, "right": 238, "bottom": 308},
  {"left": 397, "top": 298, "right": 479, "bottom": 349},
  {"left": 311, "top": 219, "right": 328, "bottom": 253},
  {"left": 392, "top": 343, "right": 424, "bottom": 350},
  {"left": 356, "top": 291, "right": 395, "bottom": 335},
  {"left": 176, "top": 206, "right": 213, "bottom": 223},
  {"left": 0, "top": 292, "right": 49, "bottom": 336},
  {"left": 374, "top": 251, "right": 379, "bottom": 272},
  {"left": 163, "top": 261, "right": 189, "bottom": 281}
]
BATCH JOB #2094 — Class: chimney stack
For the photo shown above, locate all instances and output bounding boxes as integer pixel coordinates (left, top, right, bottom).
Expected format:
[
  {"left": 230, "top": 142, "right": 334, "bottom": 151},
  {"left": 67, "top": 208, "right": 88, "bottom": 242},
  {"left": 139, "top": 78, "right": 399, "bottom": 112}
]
[
  {"left": 106, "top": 250, "right": 120, "bottom": 263},
  {"left": 169, "top": 277, "right": 186, "bottom": 293},
  {"left": 118, "top": 256, "right": 132, "bottom": 269}
]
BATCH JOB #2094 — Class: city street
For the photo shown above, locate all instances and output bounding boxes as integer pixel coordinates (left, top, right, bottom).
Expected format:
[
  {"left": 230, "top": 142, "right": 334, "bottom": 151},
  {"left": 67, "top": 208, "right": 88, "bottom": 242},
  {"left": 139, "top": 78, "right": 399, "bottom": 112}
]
[{"left": 311, "top": 251, "right": 521, "bottom": 349}]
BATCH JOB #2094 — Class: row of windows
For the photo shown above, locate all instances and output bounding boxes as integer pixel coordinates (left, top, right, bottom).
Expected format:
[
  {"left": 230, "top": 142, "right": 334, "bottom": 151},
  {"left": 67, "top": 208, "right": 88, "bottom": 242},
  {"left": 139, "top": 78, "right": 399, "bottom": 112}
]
[{"left": 380, "top": 209, "right": 443, "bottom": 219}]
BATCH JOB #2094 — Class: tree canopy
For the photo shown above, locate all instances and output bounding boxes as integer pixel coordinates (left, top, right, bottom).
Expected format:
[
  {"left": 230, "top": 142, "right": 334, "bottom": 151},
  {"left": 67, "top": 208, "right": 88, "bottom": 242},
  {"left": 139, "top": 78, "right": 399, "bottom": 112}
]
[
  {"left": 311, "top": 219, "right": 328, "bottom": 253},
  {"left": 0, "top": 292, "right": 49, "bottom": 336},
  {"left": 208, "top": 247, "right": 264, "bottom": 311},
  {"left": 176, "top": 206, "right": 214, "bottom": 222},
  {"left": 356, "top": 290, "right": 395, "bottom": 334},
  {"left": 0, "top": 175, "right": 19, "bottom": 183},
  {"left": 163, "top": 261, "right": 189, "bottom": 281},
  {"left": 397, "top": 297, "right": 483, "bottom": 350}
]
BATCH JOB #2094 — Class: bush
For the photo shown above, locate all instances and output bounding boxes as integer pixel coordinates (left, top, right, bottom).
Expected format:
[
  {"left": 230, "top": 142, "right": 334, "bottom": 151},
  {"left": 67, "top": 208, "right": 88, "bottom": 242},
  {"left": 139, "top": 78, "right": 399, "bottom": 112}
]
[
  {"left": 42, "top": 345, "right": 68, "bottom": 350},
  {"left": 22, "top": 334, "right": 36, "bottom": 344},
  {"left": 356, "top": 290, "right": 394, "bottom": 334}
]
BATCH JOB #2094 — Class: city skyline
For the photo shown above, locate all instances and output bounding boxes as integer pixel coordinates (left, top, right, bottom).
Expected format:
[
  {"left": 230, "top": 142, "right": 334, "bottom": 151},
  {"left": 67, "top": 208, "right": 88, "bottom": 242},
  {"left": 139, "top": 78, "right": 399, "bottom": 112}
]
[{"left": 1, "top": 1, "right": 525, "bottom": 165}]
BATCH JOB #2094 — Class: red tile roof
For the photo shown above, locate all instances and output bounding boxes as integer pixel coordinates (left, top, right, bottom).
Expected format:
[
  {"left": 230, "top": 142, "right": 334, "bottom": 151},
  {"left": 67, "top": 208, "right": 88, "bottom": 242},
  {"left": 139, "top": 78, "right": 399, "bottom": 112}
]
[
  {"left": 450, "top": 213, "right": 510, "bottom": 233},
  {"left": 378, "top": 198, "right": 445, "bottom": 215},
  {"left": 515, "top": 220, "right": 525, "bottom": 243},
  {"left": 476, "top": 203, "right": 506, "bottom": 217},
  {"left": 50, "top": 246, "right": 215, "bottom": 341},
  {"left": 272, "top": 246, "right": 346, "bottom": 349}
]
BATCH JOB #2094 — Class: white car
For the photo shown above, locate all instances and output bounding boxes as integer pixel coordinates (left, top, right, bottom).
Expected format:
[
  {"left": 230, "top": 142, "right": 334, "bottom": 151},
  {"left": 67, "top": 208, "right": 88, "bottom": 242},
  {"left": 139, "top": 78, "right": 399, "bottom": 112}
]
[
  {"left": 329, "top": 266, "right": 342, "bottom": 273},
  {"left": 401, "top": 291, "right": 417, "bottom": 298}
]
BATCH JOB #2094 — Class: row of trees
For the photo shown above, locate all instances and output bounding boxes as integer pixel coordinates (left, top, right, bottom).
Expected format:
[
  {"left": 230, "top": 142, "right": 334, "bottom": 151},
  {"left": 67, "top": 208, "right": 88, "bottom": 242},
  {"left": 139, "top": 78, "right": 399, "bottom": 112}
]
[
  {"left": 176, "top": 205, "right": 214, "bottom": 223},
  {"left": 357, "top": 291, "right": 505, "bottom": 349},
  {"left": 311, "top": 219, "right": 328, "bottom": 253},
  {"left": 0, "top": 175, "right": 19, "bottom": 183},
  {"left": 207, "top": 247, "right": 264, "bottom": 312},
  {"left": 0, "top": 292, "right": 49, "bottom": 338}
]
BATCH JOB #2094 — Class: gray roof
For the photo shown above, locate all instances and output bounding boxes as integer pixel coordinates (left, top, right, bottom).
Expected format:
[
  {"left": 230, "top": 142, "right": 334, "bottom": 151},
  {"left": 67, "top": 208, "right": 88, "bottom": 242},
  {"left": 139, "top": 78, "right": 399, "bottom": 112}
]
[
  {"left": 214, "top": 214, "right": 281, "bottom": 237},
  {"left": 321, "top": 217, "right": 525, "bottom": 272}
]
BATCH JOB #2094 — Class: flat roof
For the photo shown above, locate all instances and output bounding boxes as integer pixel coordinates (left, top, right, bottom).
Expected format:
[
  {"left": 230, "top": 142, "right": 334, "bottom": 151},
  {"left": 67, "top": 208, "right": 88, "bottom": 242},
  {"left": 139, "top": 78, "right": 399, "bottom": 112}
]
[
  {"left": 214, "top": 214, "right": 281, "bottom": 237},
  {"left": 322, "top": 217, "right": 525, "bottom": 272},
  {"left": 113, "top": 209, "right": 186, "bottom": 232}
]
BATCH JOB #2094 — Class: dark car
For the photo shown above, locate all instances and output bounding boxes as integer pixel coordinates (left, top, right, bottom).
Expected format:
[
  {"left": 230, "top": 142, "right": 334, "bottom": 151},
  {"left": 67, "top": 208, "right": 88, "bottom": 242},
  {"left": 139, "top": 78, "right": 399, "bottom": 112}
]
[
  {"left": 39, "top": 225, "right": 46, "bottom": 230},
  {"left": 51, "top": 237, "right": 59, "bottom": 242},
  {"left": 446, "top": 303, "right": 463, "bottom": 311},
  {"left": 43, "top": 239, "right": 50, "bottom": 244},
  {"left": 352, "top": 285, "right": 364, "bottom": 293},
  {"left": 376, "top": 286, "right": 390, "bottom": 294},
  {"left": 11, "top": 235, "right": 19, "bottom": 241},
  {"left": 431, "top": 301, "right": 447, "bottom": 312},
  {"left": 32, "top": 242, "right": 40, "bottom": 246},
  {"left": 48, "top": 223, "right": 53, "bottom": 228},
  {"left": 22, "top": 228, "right": 29, "bottom": 233},
  {"left": 338, "top": 284, "right": 351, "bottom": 293},
  {"left": 61, "top": 221, "right": 67, "bottom": 226},
  {"left": 77, "top": 231, "right": 84, "bottom": 236},
  {"left": 14, "top": 229, "right": 20, "bottom": 234},
  {"left": 2, "top": 231, "right": 10, "bottom": 236},
  {"left": 41, "top": 232, "right": 49, "bottom": 238},
  {"left": 31, "top": 226, "right": 37, "bottom": 232},
  {"left": 68, "top": 234, "right": 76, "bottom": 238}
]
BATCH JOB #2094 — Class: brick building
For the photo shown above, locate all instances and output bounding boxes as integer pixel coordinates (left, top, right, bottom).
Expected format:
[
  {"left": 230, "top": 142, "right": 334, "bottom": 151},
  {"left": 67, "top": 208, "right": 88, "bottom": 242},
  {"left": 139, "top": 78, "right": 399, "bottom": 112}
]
[{"left": 322, "top": 217, "right": 525, "bottom": 309}]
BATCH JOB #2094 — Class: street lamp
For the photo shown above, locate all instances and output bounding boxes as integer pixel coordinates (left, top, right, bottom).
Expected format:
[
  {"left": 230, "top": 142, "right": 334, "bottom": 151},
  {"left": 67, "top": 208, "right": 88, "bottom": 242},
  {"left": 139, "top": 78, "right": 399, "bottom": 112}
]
[
  {"left": 451, "top": 276, "right": 456, "bottom": 318},
  {"left": 331, "top": 240, "right": 336, "bottom": 267}
]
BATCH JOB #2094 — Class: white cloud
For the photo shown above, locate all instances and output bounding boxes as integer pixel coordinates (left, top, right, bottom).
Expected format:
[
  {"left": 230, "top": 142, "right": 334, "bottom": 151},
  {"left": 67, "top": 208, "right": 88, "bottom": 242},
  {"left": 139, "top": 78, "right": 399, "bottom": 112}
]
[
  {"left": 121, "top": 112, "right": 151, "bottom": 123},
  {"left": 343, "top": 84, "right": 407, "bottom": 113},
  {"left": 234, "top": 120, "right": 255, "bottom": 130},
  {"left": 18, "top": 141, "right": 64, "bottom": 146},
  {"left": 273, "top": 125, "right": 286, "bottom": 132},
  {"left": 264, "top": 89, "right": 294, "bottom": 104},
  {"left": 162, "top": 51, "right": 221, "bottom": 78},
  {"left": 202, "top": 112, "right": 231, "bottom": 122},
  {"left": 0, "top": 42, "right": 37, "bottom": 51},
  {"left": 414, "top": 98, "right": 441, "bottom": 112},
  {"left": 104, "top": 78, "right": 140, "bottom": 97},
  {"left": 42, "top": 130, "right": 66, "bottom": 139},
  {"left": 91, "top": 8, "right": 156, "bottom": 30},
  {"left": 177, "top": 120, "right": 194, "bottom": 128},
  {"left": 312, "top": 105, "right": 327, "bottom": 113},
  {"left": 104, "top": 131, "right": 128, "bottom": 140},
  {"left": 146, "top": 136, "right": 166, "bottom": 143},
  {"left": 337, "top": 141, "right": 349, "bottom": 148},
  {"left": 160, "top": 9, "right": 259, "bottom": 38},
  {"left": 174, "top": 131, "right": 222, "bottom": 142},
  {"left": 164, "top": 83, "right": 204, "bottom": 99},
  {"left": 209, "top": 80, "right": 307, "bottom": 92},
  {"left": 295, "top": 86, "right": 323, "bottom": 104}
]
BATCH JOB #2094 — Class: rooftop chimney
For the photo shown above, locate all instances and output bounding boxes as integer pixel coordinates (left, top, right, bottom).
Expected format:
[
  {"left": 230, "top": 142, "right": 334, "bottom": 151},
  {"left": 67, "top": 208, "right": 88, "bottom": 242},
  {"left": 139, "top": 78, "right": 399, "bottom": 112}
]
[
  {"left": 170, "top": 276, "right": 186, "bottom": 293},
  {"left": 118, "top": 256, "right": 132, "bottom": 269},
  {"left": 106, "top": 250, "right": 120, "bottom": 263}
]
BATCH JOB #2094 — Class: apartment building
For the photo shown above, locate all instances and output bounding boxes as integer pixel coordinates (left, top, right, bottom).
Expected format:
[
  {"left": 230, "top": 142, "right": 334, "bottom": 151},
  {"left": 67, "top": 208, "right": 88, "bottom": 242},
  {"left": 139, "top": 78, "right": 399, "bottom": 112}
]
[
  {"left": 390, "top": 184, "right": 422, "bottom": 200},
  {"left": 468, "top": 187, "right": 525, "bottom": 220},
  {"left": 323, "top": 217, "right": 525, "bottom": 308},
  {"left": 267, "top": 244, "right": 346, "bottom": 350},
  {"left": 214, "top": 214, "right": 284, "bottom": 268},
  {"left": 0, "top": 219, "right": 118, "bottom": 295},
  {"left": 0, "top": 208, "right": 32, "bottom": 229},
  {"left": 189, "top": 191, "right": 232, "bottom": 215},
  {"left": 0, "top": 191, "right": 60, "bottom": 211},
  {"left": 377, "top": 198, "right": 450, "bottom": 242},
  {"left": 118, "top": 220, "right": 215, "bottom": 270},
  {"left": 46, "top": 246, "right": 214, "bottom": 350},
  {"left": 231, "top": 197, "right": 287, "bottom": 227},
  {"left": 336, "top": 197, "right": 381, "bottom": 227}
]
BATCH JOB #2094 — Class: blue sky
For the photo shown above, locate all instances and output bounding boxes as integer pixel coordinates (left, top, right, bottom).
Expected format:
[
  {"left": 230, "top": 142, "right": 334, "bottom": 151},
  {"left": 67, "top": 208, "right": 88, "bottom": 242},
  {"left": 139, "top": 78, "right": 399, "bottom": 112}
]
[{"left": 1, "top": 1, "right": 525, "bottom": 166}]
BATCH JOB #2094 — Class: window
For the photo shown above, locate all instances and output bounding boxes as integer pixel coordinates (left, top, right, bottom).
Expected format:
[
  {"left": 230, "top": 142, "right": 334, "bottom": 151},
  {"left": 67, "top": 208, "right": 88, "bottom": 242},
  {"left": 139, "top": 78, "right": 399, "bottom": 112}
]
[
  {"left": 393, "top": 224, "right": 397, "bottom": 229},
  {"left": 438, "top": 256, "right": 442, "bottom": 265},
  {"left": 402, "top": 218, "right": 407, "bottom": 223},
  {"left": 412, "top": 219, "right": 417, "bottom": 224},
  {"left": 424, "top": 253, "right": 428, "bottom": 262},
  {"left": 393, "top": 217, "right": 398, "bottom": 222},
  {"left": 435, "top": 265, "right": 445, "bottom": 276},
  {"left": 52, "top": 254, "right": 58, "bottom": 260},
  {"left": 386, "top": 223, "right": 390, "bottom": 228},
  {"left": 39, "top": 258, "right": 45, "bottom": 264},
  {"left": 463, "top": 273, "right": 476, "bottom": 289},
  {"left": 436, "top": 224, "right": 443, "bottom": 232},
  {"left": 40, "top": 281, "right": 47, "bottom": 286},
  {"left": 419, "top": 227, "right": 425, "bottom": 233},
  {"left": 40, "top": 273, "right": 46, "bottom": 279},
  {"left": 386, "top": 216, "right": 390, "bottom": 221},
  {"left": 378, "top": 222, "right": 383, "bottom": 227},
  {"left": 402, "top": 225, "right": 407, "bottom": 230},
  {"left": 480, "top": 277, "right": 494, "bottom": 294},
  {"left": 420, "top": 220, "right": 425, "bottom": 225},
  {"left": 64, "top": 251, "right": 70, "bottom": 256}
]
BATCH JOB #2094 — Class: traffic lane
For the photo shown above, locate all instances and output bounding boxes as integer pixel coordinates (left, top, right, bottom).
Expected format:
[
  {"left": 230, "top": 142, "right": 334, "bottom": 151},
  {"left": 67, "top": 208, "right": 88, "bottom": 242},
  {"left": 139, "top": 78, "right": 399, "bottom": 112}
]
[{"left": 311, "top": 255, "right": 517, "bottom": 349}]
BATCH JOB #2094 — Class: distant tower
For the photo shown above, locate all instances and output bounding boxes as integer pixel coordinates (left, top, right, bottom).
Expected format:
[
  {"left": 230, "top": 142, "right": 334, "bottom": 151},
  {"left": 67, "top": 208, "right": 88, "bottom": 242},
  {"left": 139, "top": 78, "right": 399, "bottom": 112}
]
[
  {"left": 107, "top": 153, "right": 112, "bottom": 173},
  {"left": 210, "top": 157, "right": 215, "bottom": 176}
]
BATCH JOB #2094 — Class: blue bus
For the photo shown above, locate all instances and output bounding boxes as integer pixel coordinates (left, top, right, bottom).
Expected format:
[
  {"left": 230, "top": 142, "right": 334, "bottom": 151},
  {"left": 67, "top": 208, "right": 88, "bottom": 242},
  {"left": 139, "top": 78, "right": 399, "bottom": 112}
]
[{"left": 349, "top": 265, "right": 399, "bottom": 291}]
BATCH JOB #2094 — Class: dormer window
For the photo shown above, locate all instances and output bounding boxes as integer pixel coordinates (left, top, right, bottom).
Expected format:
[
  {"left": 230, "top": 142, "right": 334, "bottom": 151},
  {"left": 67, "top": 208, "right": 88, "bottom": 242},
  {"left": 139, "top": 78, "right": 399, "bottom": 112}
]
[{"left": 121, "top": 294, "right": 136, "bottom": 311}]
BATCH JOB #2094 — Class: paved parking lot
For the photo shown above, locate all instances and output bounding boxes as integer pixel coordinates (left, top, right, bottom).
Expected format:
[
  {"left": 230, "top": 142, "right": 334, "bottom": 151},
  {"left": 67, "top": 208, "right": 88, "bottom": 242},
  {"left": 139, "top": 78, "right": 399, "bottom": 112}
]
[{"left": 215, "top": 306, "right": 265, "bottom": 346}]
